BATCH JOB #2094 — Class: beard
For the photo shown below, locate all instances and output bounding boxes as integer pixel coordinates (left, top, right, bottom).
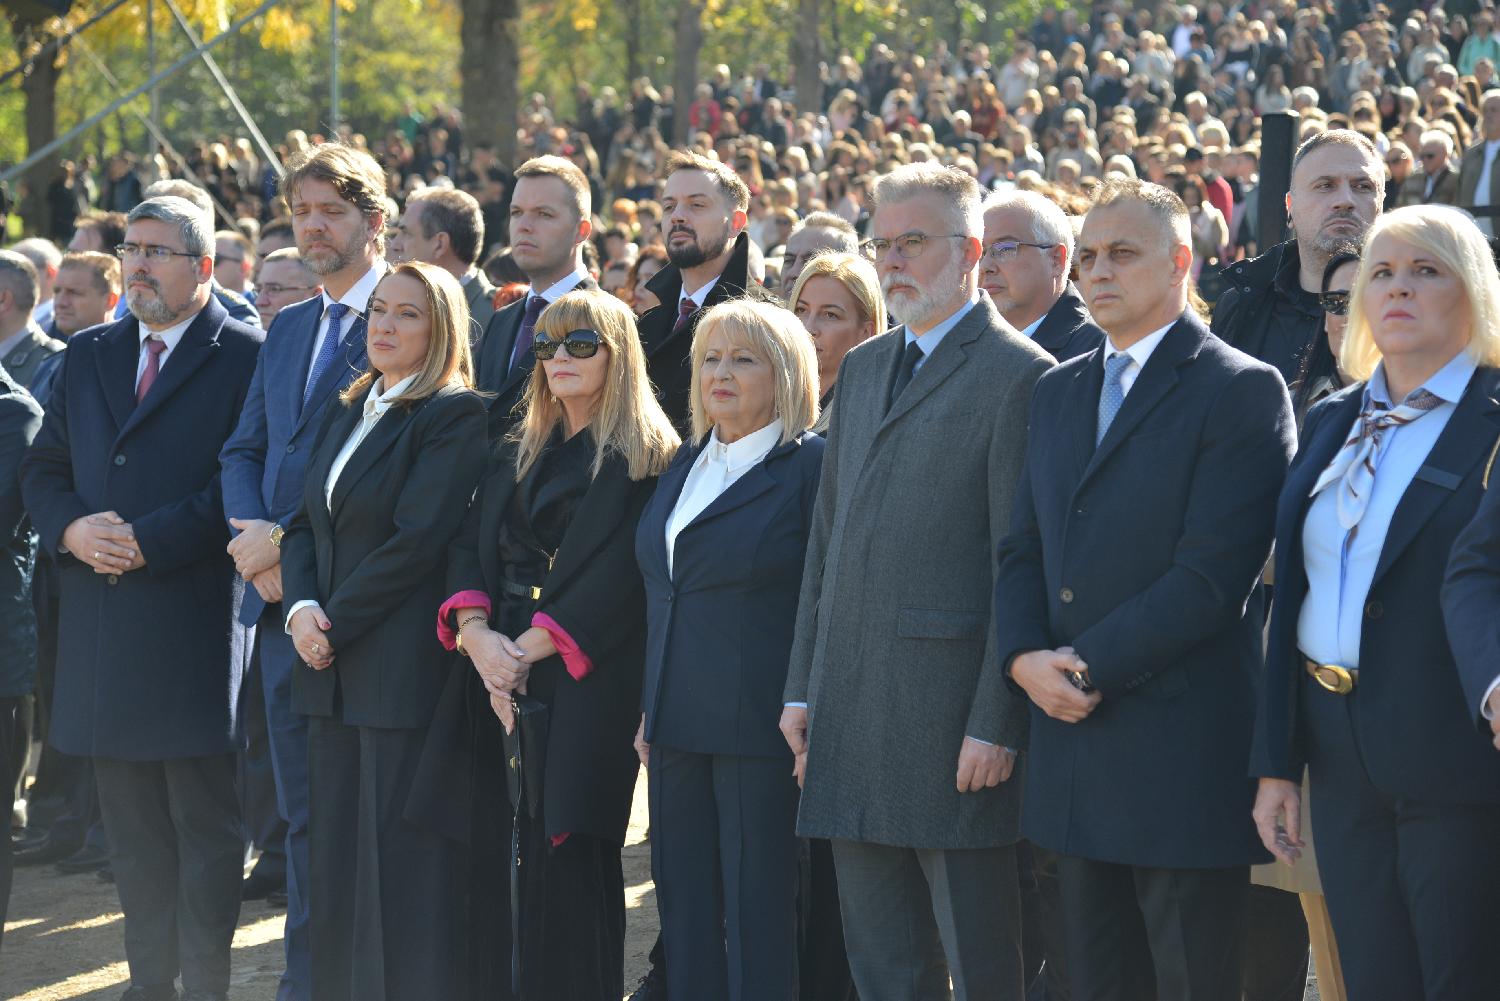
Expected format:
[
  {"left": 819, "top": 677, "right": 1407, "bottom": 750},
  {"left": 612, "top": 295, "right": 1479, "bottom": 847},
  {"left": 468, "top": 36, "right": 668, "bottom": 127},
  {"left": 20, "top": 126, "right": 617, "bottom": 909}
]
[
  {"left": 126, "top": 275, "right": 191, "bottom": 326},
  {"left": 301, "top": 225, "right": 368, "bottom": 276},
  {"left": 1302, "top": 211, "right": 1369, "bottom": 260},
  {"left": 666, "top": 222, "right": 733, "bottom": 270},
  {"left": 883, "top": 265, "right": 967, "bottom": 328}
]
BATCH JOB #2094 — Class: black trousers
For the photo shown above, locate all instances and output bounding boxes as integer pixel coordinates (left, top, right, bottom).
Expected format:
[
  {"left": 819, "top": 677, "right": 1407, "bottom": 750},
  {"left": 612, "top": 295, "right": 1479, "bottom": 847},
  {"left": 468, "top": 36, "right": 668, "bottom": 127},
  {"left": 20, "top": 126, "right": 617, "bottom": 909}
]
[
  {"left": 1055, "top": 855, "right": 1248, "bottom": 1001},
  {"left": 236, "top": 651, "right": 287, "bottom": 882},
  {"left": 1018, "top": 840, "right": 1070, "bottom": 1001},
  {"left": 798, "top": 837, "right": 857, "bottom": 1001},
  {"left": 649, "top": 746, "right": 800, "bottom": 1001},
  {"left": 306, "top": 715, "right": 466, "bottom": 1001},
  {"left": 93, "top": 753, "right": 244, "bottom": 995},
  {"left": 1243, "top": 884, "right": 1309, "bottom": 1001},
  {"left": 0, "top": 695, "right": 19, "bottom": 957},
  {"left": 518, "top": 828, "right": 626, "bottom": 1001},
  {"left": 1303, "top": 681, "right": 1500, "bottom": 1001}
]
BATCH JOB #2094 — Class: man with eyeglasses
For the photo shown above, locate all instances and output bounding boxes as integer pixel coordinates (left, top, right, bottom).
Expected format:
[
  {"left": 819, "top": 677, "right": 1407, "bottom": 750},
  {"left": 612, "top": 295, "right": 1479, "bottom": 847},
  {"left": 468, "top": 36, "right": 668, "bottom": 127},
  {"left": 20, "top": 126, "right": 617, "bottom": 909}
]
[
  {"left": 780, "top": 162, "right": 1053, "bottom": 1001},
  {"left": 980, "top": 190, "right": 1104, "bottom": 363},
  {"left": 252, "top": 249, "right": 322, "bottom": 330},
  {"left": 20, "top": 194, "right": 264, "bottom": 1001},
  {"left": 1395, "top": 130, "right": 1460, "bottom": 208},
  {"left": 1382, "top": 143, "right": 1414, "bottom": 213}
]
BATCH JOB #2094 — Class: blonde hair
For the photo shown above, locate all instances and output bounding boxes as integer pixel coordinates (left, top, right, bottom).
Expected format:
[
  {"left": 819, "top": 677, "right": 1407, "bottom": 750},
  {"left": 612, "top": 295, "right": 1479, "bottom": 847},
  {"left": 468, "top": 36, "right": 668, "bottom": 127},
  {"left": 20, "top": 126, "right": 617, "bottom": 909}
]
[
  {"left": 511, "top": 289, "right": 679, "bottom": 481},
  {"left": 689, "top": 300, "right": 820, "bottom": 444},
  {"left": 788, "top": 251, "right": 886, "bottom": 339},
  {"left": 340, "top": 262, "right": 475, "bottom": 406},
  {"left": 1341, "top": 205, "right": 1500, "bottom": 381}
]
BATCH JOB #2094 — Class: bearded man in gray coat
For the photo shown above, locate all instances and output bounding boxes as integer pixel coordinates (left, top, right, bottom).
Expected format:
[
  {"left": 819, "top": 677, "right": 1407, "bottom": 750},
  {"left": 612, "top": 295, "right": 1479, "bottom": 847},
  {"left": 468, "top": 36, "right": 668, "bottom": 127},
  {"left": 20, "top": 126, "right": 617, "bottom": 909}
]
[{"left": 780, "top": 162, "right": 1054, "bottom": 1001}]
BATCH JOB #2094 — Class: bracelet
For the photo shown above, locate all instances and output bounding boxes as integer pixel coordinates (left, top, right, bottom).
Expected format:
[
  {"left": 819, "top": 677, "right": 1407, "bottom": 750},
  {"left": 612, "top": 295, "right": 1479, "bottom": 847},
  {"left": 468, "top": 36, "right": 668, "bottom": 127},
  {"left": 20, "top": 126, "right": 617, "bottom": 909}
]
[{"left": 456, "top": 613, "right": 488, "bottom": 636}]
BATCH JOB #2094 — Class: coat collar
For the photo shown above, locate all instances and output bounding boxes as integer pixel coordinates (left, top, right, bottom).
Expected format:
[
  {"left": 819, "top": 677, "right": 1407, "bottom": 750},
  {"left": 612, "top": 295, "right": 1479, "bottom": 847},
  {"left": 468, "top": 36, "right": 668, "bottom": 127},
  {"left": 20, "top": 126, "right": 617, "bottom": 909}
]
[
  {"left": 322, "top": 384, "right": 429, "bottom": 520},
  {"left": 99, "top": 296, "right": 229, "bottom": 437},
  {"left": 642, "top": 231, "right": 757, "bottom": 358},
  {"left": 879, "top": 298, "right": 992, "bottom": 429}
]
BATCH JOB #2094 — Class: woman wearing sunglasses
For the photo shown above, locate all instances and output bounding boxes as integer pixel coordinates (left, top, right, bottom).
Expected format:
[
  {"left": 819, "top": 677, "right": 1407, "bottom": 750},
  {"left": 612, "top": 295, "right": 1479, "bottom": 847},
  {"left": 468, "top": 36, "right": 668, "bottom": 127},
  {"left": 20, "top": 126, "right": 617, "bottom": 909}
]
[
  {"left": 1289, "top": 246, "right": 1361, "bottom": 424},
  {"left": 425, "top": 289, "right": 679, "bottom": 999},
  {"left": 1251, "top": 205, "right": 1500, "bottom": 1000},
  {"left": 634, "top": 299, "right": 824, "bottom": 1000}
]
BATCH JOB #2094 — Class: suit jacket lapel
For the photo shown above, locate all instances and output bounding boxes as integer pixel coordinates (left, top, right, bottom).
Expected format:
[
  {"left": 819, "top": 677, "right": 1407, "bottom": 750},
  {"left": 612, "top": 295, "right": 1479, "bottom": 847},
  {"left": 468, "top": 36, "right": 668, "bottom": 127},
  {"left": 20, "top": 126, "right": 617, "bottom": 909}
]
[
  {"left": 328, "top": 395, "right": 424, "bottom": 520},
  {"left": 1067, "top": 346, "right": 1106, "bottom": 477},
  {"left": 119, "top": 302, "right": 224, "bottom": 438},
  {"left": 477, "top": 442, "right": 523, "bottom": 590},
  {"left": 96, "top": 320, "right": 142, "bottom": 430},
  {"left": 880, "top": 303, "right": 989, "bottom": 429},
  {"left": 544, "top": 452, "right": 633, "bottom": 596},
  {"left": 295, "top": 313, "right": 369, "bottom": 435},
  {"left": 681, "top": 439, "right": 793, "bottom": 532},
  {"left": 1373, "top": 369, "right": 1500, "bottom": 586}
]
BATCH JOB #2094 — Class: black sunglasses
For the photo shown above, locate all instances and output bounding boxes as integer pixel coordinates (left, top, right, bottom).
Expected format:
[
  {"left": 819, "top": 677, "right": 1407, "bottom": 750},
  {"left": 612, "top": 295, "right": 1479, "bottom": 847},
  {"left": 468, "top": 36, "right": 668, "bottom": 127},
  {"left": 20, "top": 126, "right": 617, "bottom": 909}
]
[
  {"left": 532, "top": 328, "right": 602, "bottom": 360},
  {"left": 1319, "top": 290, "right": 1350, "bottom": 316}
]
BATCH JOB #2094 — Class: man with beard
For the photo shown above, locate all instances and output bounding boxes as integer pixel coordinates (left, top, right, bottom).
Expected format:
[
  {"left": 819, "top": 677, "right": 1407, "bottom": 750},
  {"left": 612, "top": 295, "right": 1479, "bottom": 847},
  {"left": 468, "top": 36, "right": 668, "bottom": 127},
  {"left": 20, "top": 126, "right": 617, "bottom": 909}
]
[
  {"left": 779, "top": 162, "right": 1052, "bottom": 1001},
  {"left": 1213, "top": 130, "right": 1384, "bottom": 386},
  {"left": 21, "top": 195, "right": 263, "bottom": 1001},
  {"left": 636, "top": 151, "right": 777, "bottom": 429},
  {"left": 219, "top": 143, "right": 388, "bottom": 1001},
  {"left": 473, "top": 155, "right": 598, "bottom": 434}
]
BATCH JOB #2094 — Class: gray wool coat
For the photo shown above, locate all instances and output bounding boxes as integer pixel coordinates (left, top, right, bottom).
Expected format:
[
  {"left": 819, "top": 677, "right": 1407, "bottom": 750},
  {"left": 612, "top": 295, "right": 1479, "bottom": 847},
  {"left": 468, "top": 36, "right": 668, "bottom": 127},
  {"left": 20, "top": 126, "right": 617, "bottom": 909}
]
[{"left": 785, "top": 296, "right": 1054, "bottom": 850}]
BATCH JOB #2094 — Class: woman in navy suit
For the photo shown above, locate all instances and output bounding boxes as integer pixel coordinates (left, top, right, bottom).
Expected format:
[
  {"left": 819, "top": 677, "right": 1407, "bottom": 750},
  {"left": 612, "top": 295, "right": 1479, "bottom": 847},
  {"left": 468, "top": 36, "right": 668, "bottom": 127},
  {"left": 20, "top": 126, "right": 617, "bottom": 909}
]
[
  {"left": 1250, "top": 205, "right": 1500, "bottom": 1001},
  {"left": 635, "top": 299, "right": 825, "bottom": 1001}
]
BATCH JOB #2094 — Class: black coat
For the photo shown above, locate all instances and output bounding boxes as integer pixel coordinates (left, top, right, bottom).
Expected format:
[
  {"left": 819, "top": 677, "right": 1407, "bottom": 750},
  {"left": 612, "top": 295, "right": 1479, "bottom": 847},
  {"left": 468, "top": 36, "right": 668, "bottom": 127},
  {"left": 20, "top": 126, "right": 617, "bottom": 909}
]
[
  {"left": 995, "top": 311, "right": 1296, "bottom": 868},
  {"left": 636, "top": 432, "right": 825, "bottom": 757},
  {"left": 636, "top": 231, "right": 779, "bottom": 429},
  {"left": 415, "top": 441, "right": 658, "bottom": 844},
  {"left": 1030, "top": 283, "right": 1106, "bottom": 363},
  {"left": 1212, "top": 239, "right": 1325, "bottom": 386},
  {"left": 282, "top": 384, "right": 487, "bottom": 729},
  {"left": 20, "top": 297, "right": 263, "bottom": 759},
  {"left": 1255, "top": 371, "right": 1500, "bottom": 805},
  {"left": 474, "top": 275, "right": 599, "bottom": 437},
  {"left": 0, "top": 365, "right": 43, "bottom": 697},
  {"left": 1445, "top": 448, "right": 1500, "bottom": 731}
]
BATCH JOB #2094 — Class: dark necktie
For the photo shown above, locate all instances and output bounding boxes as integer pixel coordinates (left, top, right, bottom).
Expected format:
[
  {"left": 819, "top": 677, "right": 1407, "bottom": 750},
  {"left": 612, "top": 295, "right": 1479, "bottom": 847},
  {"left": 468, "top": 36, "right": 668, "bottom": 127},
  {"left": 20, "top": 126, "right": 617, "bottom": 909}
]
[
  {"left": 673, "top": 297, "right": 697, "bottom": 335},
  {"left": 303, "top": 302, "right": 351, "bottom": 411},
  {"left": 510, "top": 295, "right": 548, "bottom": 375},
  {"left": 136, "top": 336, "right": 167, "bottom": 404},
  {"left": 888, "top": 340, "right": 924, "bottom": 411}
]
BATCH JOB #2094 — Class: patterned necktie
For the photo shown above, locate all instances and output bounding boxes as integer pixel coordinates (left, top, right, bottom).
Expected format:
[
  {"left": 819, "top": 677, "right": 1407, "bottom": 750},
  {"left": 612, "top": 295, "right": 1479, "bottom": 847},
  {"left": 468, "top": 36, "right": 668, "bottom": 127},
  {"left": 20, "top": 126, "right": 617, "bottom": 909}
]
[
  {"left": 673, "top": 297, "right": 697, "bottom": 335},
  {"left": 1310, "top": 388, "right": 1444, "bottom": 530},
  {"left": 136, "top": 336, "right": 167, "bottom": 404},
  {"left": 303, "top": 302, "right": 351, "bottom": 411},
  {"left": 888, "top": 340, "right": 925, "bottom": 411},
  {"left": 1096, "top": 351, "right": 1134, "bottom": 444},
  {"left": 510, "top": 295, "right": 547, "bottom": 375}
]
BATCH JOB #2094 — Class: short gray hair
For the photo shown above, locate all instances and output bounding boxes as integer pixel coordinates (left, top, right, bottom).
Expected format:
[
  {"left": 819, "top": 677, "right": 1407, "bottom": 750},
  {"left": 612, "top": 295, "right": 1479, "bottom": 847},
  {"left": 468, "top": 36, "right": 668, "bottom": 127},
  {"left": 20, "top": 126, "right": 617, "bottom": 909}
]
[
  {"left": 982, "top": 189, "right": 1077, "bottom": 275},
  {"left": 1418, "top": 129, "right": 1454, "bottom": 156},
  {"left": 11, "top": 237, "right": 61, "bottom": 273},
  {"left": 873, "top": 162, "right": 984, "bottom": 238},
  {"left": 792, "top": 210, "right": 859, "bottom": 252},
  {"left": 143, "top": 179, "right": 214, "bottom": 226},
  {"left": 0, "top": 250, "right": 39, "bottom": 314},
  {"left": 128, "top": 196, "right": 213, "bottom": 258}
]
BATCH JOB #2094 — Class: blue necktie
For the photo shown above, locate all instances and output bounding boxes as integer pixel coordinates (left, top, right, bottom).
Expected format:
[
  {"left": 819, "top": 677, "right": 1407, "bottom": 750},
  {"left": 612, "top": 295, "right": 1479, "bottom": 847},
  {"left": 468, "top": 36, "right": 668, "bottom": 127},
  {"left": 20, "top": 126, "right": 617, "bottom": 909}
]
[
  {"left": 303, "top": 302, "right": 351, "bottom": 411},
  {"left": 510, "top": 295, "right": 548, "bottom": 375},
  {"left": 1096, "top": 352, "right": 1133, "bottom": 444}
]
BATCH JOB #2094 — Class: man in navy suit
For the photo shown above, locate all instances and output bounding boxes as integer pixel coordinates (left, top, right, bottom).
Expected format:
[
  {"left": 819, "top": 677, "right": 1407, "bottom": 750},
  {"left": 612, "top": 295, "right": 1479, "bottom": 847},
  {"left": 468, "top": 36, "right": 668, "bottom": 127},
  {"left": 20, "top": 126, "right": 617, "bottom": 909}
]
[
  {"left": 219, "top": 143, "right": 388, "bottom": 1001},
  {"left": 474, "top": 155, "right": 597, "bottom": 434},
  {"left": 1446, "top": 478, "right": 1500, "bottom": 749},
  {"left": 20, "top": 195, "right": 264, "bottom": 1001},
  {"left": 980, "top": 189, "right": 1104, "bottom": 363},
  {"left": 995, "top": 179, "right": 1295, "bottom": 1001}
]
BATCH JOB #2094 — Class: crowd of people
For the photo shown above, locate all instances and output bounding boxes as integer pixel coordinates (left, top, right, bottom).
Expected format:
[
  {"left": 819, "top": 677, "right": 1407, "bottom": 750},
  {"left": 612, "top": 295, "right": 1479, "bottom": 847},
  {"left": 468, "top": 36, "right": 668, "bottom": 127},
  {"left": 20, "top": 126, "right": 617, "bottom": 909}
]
[{"left": 2, "top": 2, "right": 1500, "bottom": 1001}]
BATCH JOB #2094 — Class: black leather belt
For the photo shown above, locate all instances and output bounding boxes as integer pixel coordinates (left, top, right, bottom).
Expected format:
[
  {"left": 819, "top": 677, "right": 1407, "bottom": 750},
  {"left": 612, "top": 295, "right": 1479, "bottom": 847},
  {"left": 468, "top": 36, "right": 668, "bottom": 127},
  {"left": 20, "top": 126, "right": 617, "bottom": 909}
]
[{"left": 500, "top": 578, "right": 542, "bottom": 602}]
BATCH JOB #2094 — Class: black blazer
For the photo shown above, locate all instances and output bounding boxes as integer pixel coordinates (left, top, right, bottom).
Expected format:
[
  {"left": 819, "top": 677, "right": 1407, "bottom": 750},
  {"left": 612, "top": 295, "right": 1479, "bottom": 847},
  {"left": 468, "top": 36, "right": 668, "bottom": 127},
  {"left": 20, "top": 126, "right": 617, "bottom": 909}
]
[
  {"left": 1445, "top": 456, "right": 1500, "bottom": 730},
  {"left": 995, "top": 311, "right": 1296, "bottom": 868},
  {"left": 1030, "top": 283, "right": 1106, "bottom": 363},
  {"left": 415, "top": 441, "right": 659, "bottom": 845},
  {"left": 636, "top": 431, "right": 825, "bottom": 757},
  {"left": 1253, "top": 369, "right": 1500, "bottom": 806},
  {"left": 474, "top": 275, "right": 598, "bottom": 435},
  {"left": 282, "top": 383, "right": 487, "bottom": 729}
]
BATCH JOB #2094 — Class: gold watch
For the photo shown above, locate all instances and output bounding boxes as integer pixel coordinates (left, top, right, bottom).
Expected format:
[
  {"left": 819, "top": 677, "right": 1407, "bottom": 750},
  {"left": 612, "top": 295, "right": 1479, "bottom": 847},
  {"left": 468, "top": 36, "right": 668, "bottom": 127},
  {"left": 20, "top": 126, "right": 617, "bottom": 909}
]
[{"left": 269, "top": 523, "right": 284, "bottom": 548}]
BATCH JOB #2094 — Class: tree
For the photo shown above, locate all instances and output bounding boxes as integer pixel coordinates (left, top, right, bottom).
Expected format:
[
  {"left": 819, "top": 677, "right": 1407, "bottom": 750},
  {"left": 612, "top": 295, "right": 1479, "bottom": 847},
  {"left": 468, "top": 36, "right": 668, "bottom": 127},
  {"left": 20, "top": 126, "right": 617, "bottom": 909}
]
[
  {"left": 670, "top": 0, "right": 703, "bottom": 144},
  {"left": 792, "top": 0, "right": 821, "bottom": 116},
  {"left": 5, "top": 0, "right": 73, "bottom": 237},
  {"left": 461, "top": 0, "right": 519, "bottom": 167}
]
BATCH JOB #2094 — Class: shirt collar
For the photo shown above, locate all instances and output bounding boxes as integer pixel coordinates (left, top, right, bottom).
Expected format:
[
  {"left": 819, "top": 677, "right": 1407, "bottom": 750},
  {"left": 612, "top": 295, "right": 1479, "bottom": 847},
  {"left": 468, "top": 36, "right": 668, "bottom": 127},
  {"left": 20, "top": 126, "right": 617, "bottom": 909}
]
[
  {"left": 903, "top": 295, "right": 980, "bottom": 356},
  {"left": 138, "top": 309, "right": 201, "bottom": 351},
  {"left": 363, "top": 373, "right": 418, "bottom": 420},
  {"left": 321, "top": 261, "right": 386, "bottom": 318},
  {"left": 706, "top": 417, "right": 784, "bottom": 473},
  {"left": 1018, "top": 313, "right": 1046, "bottom": 340},
  {"left": 1366, "top": 349, "right": 1477, "bottom": 408},
  {"left": 1104, "top": 319, "right": 1175, "bottom": 370},
  {"left": 536, "top": 267, "right": 591, "bottom": 303},
  {"left": 0, "top": 324, "right": 36, "bottom": 359},
  {"left": 680, "top": 274, "right": 722, "bottom": 312}
]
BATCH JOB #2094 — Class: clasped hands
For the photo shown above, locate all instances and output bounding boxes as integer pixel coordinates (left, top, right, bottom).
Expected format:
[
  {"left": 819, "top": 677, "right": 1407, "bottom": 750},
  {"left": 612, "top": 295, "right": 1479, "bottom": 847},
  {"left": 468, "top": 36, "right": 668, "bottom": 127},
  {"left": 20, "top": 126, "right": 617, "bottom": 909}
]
[
  {"left": 1011, "top": 646, "right": 1102, "bottom": 723},
  {"left": 227, "top": 518, "right": 282, "bottom": 603},
  {"left": 63, "top": 511, "right": 144, "bottom": 574},
  {"left": 461, "top": 619, "right": 555, "bottom": 734}
]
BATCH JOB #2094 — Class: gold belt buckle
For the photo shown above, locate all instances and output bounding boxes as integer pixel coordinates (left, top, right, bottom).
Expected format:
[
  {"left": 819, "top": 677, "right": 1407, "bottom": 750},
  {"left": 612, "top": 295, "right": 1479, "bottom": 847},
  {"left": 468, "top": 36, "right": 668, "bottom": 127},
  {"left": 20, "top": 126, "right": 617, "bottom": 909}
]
[{"left": 1312, "top": 662, "right": 1355, "bottom": 695}]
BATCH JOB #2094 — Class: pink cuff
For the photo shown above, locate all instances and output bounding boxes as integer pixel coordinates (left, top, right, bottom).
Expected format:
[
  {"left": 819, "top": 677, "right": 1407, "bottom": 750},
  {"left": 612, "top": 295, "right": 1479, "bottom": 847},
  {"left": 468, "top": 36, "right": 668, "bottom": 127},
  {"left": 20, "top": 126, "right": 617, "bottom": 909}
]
[
  {"left": 551, "top": 833, "right": 570, "bottom": 848},
  {"left": 436, "top": 590, "right": 492, "bottom": 650},
  {"left": 533, "top": 612, "right": 594, "bottom": 681}
]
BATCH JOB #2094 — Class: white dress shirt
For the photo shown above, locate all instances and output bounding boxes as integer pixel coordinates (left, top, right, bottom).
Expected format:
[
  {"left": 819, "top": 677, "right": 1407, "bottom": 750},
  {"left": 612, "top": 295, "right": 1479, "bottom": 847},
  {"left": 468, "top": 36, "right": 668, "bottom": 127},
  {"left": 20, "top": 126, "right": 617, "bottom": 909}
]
[
  {"left": 285, "top": 373, "right": 416, "bottom": 631},
  {"left": 305, "top": 262, "right": 384, "bottom": 395},
  {"left": 678, "top": 274, "right": 722, "bottom": 314},
  {"left": 1101, "top": 320, "right": 1175, "bottom": 400},
  {"left": 537, "top": 267, "right": 592, "bottom": 303},
  {"left": 135, "top": 311, "right": 199, "bottom": 391},
  {"left": 665, "top": 418, "right": 783, "bottom": 577}
]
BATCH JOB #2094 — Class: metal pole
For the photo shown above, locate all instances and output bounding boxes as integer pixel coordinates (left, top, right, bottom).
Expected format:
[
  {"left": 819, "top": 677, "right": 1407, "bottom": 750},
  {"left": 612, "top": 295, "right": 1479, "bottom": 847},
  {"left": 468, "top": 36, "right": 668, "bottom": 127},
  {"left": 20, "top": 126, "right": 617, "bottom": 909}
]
[
  {"left": 0, "top": 0, "right": 284, "bottom": 186},
  {"left": 1258, "top": 111, "right": 1300, "bottom": 251},
  {"left": 147, "top": 0, "right": 158, "bottom": 157},
  {"left": 162, "top": 0, "right": 284, "bottom": 178},
  {"left": 330, "top": 0, "right": 341, "bottom": 131}
]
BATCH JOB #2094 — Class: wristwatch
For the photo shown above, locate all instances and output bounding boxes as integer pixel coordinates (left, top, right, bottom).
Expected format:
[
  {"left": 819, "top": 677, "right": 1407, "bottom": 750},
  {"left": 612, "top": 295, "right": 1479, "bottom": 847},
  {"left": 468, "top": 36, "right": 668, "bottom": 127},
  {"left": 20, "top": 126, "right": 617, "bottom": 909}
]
[{"left": 269, "top": 523, "right": 284, "bottom": 548}]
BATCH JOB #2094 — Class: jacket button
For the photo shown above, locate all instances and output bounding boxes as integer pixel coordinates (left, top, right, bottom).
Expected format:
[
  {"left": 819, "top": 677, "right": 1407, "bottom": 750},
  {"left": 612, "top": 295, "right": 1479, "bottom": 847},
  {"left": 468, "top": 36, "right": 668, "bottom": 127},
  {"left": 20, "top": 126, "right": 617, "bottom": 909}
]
[
  {"left": 1059, "top": 587, "right": 1074, "bottom": 603},
  {"left": 286, "top": 444, "right": 296, "bottom": 454},
  {"left": 106, "top": 574, "right": 118, "bottom": 586},
  {"left": 1074, "top": 505, "right": 1085, "bottom": 516},
  {"left": 665, "top": 593, "right": 674, "bottom": 603},
  {"left": 1365, "top": 600, "right": 1383, "bottom": 619},
  {"left": 113, "top": 454, "right": 126, "bottom": 466}
]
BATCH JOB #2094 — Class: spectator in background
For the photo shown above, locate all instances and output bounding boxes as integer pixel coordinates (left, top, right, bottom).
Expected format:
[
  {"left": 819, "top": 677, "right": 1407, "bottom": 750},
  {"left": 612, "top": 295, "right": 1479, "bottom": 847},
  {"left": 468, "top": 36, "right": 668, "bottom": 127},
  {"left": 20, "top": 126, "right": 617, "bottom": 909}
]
[
  {"left": 1398, "top": 129, "right": 1461, "bottom": 206},
  {"left": 251, "top": 249, "right": 322, "bottom": 329},
  {"left": 50, "top": 251, "right": 121, "bottom": 338},
  {"left": 388, "top": 187, "right": 498, "bottom": 337},
  {"left": 778, "top": 211, "right": 859, "bottom": 299},
  {"left": 67, "top": 211, "right": 127, "bottom": 254},
  {"left": 9, "top": 239, "right": 60, "bottom": 331},
  {"left": 214, "top": 230, "right": 254, "bottom": 295},
  {"left": 1383, "top": 142, "right": 1415, "bottom": 212},
  {"left": 0, "top": 252, "right": 63, "bottom": 390}
]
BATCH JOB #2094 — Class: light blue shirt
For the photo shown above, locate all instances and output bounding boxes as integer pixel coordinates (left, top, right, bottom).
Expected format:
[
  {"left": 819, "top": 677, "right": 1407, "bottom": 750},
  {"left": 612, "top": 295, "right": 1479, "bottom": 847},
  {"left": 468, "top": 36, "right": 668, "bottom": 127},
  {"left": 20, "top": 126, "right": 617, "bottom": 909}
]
[
  {"left": 1298, "top": 351, "right": 1477, "bottom": 667},
  {"left": 903, "top": 295, "right": 982, "bottom": 373}
]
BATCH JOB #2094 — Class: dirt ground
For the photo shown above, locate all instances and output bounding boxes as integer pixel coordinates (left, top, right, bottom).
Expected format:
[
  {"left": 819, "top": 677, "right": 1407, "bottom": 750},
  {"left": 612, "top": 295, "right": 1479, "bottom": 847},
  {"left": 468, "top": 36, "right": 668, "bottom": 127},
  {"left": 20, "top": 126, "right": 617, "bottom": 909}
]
[{"left": 1, "top": 777, "right": 658, "bottom": 1001}]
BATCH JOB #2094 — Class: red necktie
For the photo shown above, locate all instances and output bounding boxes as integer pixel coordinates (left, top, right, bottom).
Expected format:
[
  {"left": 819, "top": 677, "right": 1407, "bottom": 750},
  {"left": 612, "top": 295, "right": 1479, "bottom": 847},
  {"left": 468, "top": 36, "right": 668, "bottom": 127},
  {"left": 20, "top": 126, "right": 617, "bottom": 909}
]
[
  {"left": 673, "top": 298, "right": 697, "bottom": 335},
  {"left": 136, "top": 336, "right": 167, "bottom": 404}
]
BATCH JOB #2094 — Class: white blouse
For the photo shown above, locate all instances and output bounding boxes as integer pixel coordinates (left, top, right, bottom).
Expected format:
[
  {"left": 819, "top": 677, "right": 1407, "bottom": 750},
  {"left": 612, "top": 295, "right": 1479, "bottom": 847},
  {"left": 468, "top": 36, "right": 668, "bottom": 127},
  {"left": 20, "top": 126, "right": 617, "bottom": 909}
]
[
  {"left": 322, "top": 374, "right": 417, "bottom": 510},
  {"left": 664, "top": 418, "right": 784, "bottom": 576}
]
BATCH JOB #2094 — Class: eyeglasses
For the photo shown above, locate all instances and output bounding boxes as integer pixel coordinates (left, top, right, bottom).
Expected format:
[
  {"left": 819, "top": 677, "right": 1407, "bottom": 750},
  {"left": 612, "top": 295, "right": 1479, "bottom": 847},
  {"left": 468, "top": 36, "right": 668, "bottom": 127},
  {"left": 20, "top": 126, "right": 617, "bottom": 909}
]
[
  {"left": 1319, "top": 290, "right": 1350, "bottom": 316},
  {"left": 115, "top": 243, "right": 202, "bottom": 262},
  {"left": 984, "top": 240, "right": 1057, "bottom": 262},
  {"left": 859, "top": 232, "right": 967, "bottom": 261},
  {"left": 258, "top": 283, "right": 316, "bottom": 296},
  {"left": 533, "top": 328, "right": 602, "bottom": 360}
]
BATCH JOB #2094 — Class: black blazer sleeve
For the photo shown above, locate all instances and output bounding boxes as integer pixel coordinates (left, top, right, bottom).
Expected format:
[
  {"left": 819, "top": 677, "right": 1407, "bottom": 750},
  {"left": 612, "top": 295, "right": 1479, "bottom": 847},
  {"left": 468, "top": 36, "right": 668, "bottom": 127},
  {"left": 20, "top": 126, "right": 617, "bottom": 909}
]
[
  {"left": 0, "top": 388, "right": 43, "bottom": 540},
  {"left": 320, "top": 392, "right": 487, "bottom": 651},
  {"left": 1443, "top": 465, "right": 1500, "bottom": 728},
  {"left": 19, "top": 348, "right": 91, "bottom": 560}
]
